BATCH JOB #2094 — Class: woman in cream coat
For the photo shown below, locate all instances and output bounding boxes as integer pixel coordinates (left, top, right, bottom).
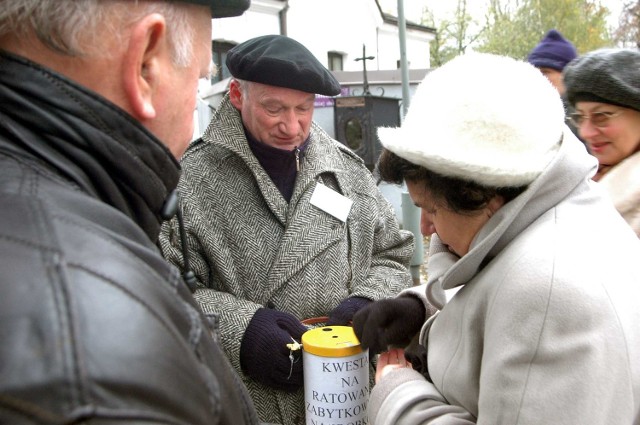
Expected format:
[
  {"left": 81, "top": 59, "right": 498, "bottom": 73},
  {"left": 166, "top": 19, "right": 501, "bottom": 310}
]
[{"left": 564, "top": 47, "right": 640, "bottom": 237}]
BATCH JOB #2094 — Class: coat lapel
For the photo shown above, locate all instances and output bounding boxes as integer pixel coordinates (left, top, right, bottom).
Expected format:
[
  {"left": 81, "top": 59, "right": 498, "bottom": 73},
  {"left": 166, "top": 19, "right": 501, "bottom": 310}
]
[
  {"left": 208, "top": 97, "right": 289, "bottom": 225},
  {"left": 264, "top": 125, "right": 353, "bottom": 299}
]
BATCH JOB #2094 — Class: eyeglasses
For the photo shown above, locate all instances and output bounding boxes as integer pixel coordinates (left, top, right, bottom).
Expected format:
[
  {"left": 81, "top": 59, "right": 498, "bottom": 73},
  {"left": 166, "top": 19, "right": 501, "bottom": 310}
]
[{"left": 568, "top": 110, "right": 624, "bottom": 128}]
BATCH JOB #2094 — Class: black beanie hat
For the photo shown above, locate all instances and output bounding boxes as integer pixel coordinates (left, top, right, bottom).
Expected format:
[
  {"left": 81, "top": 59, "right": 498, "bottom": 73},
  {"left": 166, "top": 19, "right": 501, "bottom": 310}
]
[
  {"left": 527, "top": 29, "right": 577, "bottom": 71},
  {"left": 177, "top": 0, "right": 250, "bottom": 18},
  {"left": 226, "top": 34, "right": 341, "bottom": 96},
  {"left": 564, "top": 48, "right": 640, "bottom": 111}
]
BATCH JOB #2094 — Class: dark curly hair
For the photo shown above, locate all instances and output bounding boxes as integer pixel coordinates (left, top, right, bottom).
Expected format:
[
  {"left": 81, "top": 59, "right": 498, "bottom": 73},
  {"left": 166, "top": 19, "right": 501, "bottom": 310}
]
[{"left": 377, "top": 149, "right": 527, "bottom": 214}]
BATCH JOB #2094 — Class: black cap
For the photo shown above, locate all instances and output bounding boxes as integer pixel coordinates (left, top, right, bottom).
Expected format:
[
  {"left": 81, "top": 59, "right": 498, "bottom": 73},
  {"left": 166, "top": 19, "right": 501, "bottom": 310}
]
[
  {"left": 226, "top": 34, "right": 341, "bottom": 96},
  {"left": 177, "top": 0, "right": 250, "bottom": 18}
]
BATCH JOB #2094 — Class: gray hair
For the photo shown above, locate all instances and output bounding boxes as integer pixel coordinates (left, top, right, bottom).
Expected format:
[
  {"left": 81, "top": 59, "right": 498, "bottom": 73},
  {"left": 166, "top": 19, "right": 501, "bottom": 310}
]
[
  {"left": 234, "top": 78, "right": 250, "bottom": 100},
  {"left": 0, "top": 0, "right": 196, "bottom": 67}
]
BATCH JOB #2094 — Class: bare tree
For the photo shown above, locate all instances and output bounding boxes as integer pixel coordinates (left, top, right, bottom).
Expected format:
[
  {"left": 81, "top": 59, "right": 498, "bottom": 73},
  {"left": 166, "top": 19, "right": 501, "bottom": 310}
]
[
  {"left": 614, "top": 1, "right": 640, "bottom": 47},
  {"left": 421, "top": 0, "right": 485, "bottom": 67}
]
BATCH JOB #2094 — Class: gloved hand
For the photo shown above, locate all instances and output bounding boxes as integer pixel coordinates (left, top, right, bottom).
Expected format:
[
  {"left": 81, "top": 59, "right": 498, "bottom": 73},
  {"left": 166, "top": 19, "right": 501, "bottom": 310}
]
[
  {"left": 327, "top": 296, "right": 372, "bottom": 326},
  {"left": 404, "top": 336, "right": 431, "bottom": 382},
  {"left": 352, "top": 296, "right": 425, "bottom": 356},
  {"left": 240, "top": 308, "right": 307, "bottom": 392}
]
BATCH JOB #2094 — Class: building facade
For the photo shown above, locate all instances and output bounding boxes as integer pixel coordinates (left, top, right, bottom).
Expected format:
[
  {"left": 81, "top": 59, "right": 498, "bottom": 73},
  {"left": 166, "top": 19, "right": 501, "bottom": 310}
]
[{"left": 195, "top": 0, "right": 435, "bottom": 138}]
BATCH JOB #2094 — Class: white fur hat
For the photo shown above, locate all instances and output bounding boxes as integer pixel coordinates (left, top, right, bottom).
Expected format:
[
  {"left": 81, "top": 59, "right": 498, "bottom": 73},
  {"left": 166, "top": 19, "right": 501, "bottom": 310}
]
[{"left": 378, "top": 53, "right": 565, "bottom": 187}]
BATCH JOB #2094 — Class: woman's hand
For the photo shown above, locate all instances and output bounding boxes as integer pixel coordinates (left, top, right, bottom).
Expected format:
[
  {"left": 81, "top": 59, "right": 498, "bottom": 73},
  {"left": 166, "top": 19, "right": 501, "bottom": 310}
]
[{"left": 375, "top": 348, "right": 412, "bottom": 383}]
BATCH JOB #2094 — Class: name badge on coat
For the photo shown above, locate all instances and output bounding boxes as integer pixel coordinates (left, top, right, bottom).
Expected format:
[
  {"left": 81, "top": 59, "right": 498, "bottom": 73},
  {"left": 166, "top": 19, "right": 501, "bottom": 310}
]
[{"left": 309, "top": 182, "right": 353, "bottom": 222}]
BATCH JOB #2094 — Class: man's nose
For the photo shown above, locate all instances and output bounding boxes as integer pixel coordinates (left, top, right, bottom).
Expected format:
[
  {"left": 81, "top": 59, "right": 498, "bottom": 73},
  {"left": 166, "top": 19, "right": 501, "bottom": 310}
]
[{"left": 279, "top": 109, "right": 299, "bottom": 135}]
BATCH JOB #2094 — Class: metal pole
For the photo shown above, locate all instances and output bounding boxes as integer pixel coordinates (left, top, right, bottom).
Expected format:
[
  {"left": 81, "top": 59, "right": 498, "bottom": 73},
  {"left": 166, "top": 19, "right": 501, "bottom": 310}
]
[
  {"left": 397, "top": 0, "right": 411, "bottom": 117},
  {"left": 402, "top": 192, "right": 424, "bottom": 285},
  {"left": 398, "top": 0, "right": 423, "bottom": 284}
]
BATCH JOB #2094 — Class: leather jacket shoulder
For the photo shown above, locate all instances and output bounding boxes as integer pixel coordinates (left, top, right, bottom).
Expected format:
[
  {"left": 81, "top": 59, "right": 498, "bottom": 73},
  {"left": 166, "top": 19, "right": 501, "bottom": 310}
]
[{"left": 0, "top": 51, "right": 258, "bottom": 424}]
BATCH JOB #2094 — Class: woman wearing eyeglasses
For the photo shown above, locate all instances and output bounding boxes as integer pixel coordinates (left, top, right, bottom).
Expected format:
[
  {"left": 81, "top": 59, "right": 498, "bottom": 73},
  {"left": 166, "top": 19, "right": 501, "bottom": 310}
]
[{"left": 564, "top": 48, "right": 640, "bottom": 237}]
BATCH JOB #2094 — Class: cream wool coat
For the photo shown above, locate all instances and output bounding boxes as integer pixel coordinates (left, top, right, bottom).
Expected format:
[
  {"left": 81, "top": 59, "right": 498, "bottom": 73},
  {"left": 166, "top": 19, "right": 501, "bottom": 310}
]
[
  {"left": 369, "top": 131, "right": 640, "bottom": 424},
  {"left": 598, "top": 150, "right": 640, "bottom": 238},
  {"left": 160, "top": 96, "right": 414, "bottom": 425}
]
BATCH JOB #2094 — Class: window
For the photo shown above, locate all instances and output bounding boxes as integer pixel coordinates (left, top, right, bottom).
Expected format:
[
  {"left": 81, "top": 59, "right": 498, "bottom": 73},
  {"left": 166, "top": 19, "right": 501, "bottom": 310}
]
[
  {"left": 212, "top": 41, "right": 237, "bottom": 83},
  {"left": 328, "top": 51, "right": 344, "bottom": 71}
]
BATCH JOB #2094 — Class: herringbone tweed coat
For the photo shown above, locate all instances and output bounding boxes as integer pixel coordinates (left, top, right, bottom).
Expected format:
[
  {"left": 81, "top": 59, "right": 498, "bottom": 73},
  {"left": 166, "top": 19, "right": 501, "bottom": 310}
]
[{"left": 159, "top": 95, "right": 414, "bottom": 425}]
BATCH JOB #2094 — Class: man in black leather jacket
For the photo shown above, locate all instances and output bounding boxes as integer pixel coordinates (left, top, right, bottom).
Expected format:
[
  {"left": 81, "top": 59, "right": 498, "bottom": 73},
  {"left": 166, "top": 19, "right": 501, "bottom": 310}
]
[{"left": 0, "top": 1, "right": 259, "bottom": 424}]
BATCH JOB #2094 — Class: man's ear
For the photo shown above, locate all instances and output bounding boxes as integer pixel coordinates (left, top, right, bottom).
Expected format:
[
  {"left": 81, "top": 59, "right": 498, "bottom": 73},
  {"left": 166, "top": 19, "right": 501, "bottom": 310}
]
[
  {"left": 122, "top": 14, "right": 168, "bottom": 120},
  {"left": 228, "top": 79, "right": 244, "bottom": 110}
]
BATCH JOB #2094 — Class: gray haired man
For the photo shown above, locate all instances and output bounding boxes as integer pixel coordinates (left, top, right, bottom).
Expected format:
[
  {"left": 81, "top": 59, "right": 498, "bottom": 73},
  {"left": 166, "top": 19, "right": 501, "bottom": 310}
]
[{"left": 0, "top": 1, "right": 260, "bottom": 424}]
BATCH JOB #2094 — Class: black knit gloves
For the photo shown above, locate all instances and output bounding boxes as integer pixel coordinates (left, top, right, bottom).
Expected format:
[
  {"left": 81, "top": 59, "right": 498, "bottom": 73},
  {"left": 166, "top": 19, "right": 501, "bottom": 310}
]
[
  {"left": 404, "top": 336, "right": 431, "bottom": 381},
  {"left": 240, "top": 308, "right": 307, "bottom": 392},
  {"left": 352, "top": 296, "right": 425, "bottom": 356},
  {"left": 327, "top": 296, "right": 372, "bottom": 326}
]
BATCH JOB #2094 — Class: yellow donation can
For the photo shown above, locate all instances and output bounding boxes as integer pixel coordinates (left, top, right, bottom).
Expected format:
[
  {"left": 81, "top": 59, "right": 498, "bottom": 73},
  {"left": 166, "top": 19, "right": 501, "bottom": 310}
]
[{"left": 302, "top": 326, "right": 369, "bottom": 425}]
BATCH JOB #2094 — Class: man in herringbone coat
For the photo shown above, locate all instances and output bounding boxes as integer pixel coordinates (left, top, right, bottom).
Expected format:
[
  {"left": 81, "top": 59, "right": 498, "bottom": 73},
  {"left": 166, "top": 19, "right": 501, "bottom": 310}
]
[{"left": 159, "top": 35, "right": 416, "bottom": 424}]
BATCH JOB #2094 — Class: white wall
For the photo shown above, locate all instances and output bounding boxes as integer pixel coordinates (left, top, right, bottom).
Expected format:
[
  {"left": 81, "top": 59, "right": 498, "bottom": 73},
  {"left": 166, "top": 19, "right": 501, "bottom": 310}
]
[
  {"left": 286, "top": 0, "right": 432, "bottom": 72},
  {"left": 287, "top": 0, "right": 381, "bottom": 71},
  {"left": 197, "top": 1, "right": 433, "bottom": 139},
  {"left": 377, "top": 23, "right": 431, "bottom": 69},
  {"left": 211, "top": 0, "right": 282, "bottom": 43},
  {"left": 208, "top": 0, "right": 433, "bottom": 73}
]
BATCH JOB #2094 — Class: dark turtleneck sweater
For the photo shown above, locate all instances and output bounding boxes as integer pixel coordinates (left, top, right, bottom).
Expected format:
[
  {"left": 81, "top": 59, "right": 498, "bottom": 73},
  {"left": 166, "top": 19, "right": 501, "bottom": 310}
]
[{"left": 245, "top": 129, "right": 310, "bottom": 202}]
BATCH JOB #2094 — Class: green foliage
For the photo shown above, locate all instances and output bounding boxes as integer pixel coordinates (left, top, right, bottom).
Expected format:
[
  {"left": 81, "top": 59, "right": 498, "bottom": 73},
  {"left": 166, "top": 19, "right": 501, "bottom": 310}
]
[
  {"left": 476, "top": 0, "right": 612, "bottom": 59},
  {"left": 422, "top": 8, "right": 455, "bottom": 66},
  {"left": 421, "top": 0, "right": 615, "bottom": 68},
  {"left": 422, "top": 0, "right": 485, "bottom": 67}
]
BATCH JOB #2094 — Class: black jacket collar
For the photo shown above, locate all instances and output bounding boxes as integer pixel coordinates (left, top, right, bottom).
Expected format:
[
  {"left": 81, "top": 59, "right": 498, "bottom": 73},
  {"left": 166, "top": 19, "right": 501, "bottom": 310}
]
[{"left": 0, "top": 50, "right": 180, "bottom": 241}]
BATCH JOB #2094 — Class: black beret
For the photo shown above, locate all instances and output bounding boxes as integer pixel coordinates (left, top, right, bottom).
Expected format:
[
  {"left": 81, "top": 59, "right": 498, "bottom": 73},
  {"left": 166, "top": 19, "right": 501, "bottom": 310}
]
[
  {"left": 564, "top": 48, "right": 640, "bottom": 112},
  {"left": 176, "top": 0, "right": 250, "bottom": 18},
  {"left": 226, "top": 35, "right": 341, "bottom": 96}
]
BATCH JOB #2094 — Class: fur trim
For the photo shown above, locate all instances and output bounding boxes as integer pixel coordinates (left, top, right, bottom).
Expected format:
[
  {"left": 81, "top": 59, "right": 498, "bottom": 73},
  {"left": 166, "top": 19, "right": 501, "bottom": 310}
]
[{"left": 377, "top": 53, "right": 565, "bottom": 187}]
